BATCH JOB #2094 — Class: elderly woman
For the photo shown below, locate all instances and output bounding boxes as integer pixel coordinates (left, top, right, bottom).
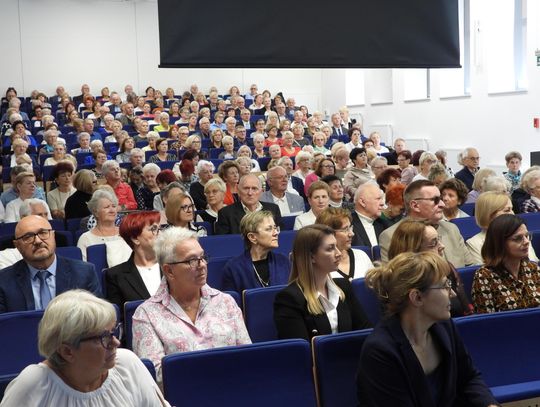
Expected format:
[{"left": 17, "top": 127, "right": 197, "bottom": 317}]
[
  {"left": 503, "top": 151, "right": 522, "bottom": 193},
  {"left": 189, "top": 160, "right": 215, "bottom": 210},
  {"left": 5, "top": 172, "right": 52, "bottom": 222},
  {"left": 150, "top": 138, "right": 176, "bottom": 163},
  {"left": 312, "top": 131, "right": 331, "bottom": 156},
  {"left": 165, "top": 191, "right": 207, "bottom": 236},
  {"left": 520, "top": 169, "right": 540, "bottom": 213},
  {"left": 274, "top": 224, "right": 372, "bottom": 340},
  {"left": 91, "top": 148, "right": 108, "bottom": 179},
  {"left": 369, "top": 131, "right": 389, "bottom": 154},
  {"left": 294, "top": 181, "right": 330, "bottom": 230},
  {"left": 316, "top": 208, "right": 373, "bottom": 280},
  {"left": 71, "top": 131, "right": 92, "bottom": 155},
  {"left": 105, "top": 211, "right": 163, "bottom": 310},
  {"left": 427, "top": 162, "right": 449, "bottom": 187},
  {"left": 381, "top": 183, "right": 406, "bottom": 225},
  {"left": 153, "top": 112, "right": 170, "bottom": 133},
  {"left": 464, "top": 167, "right": 496, "bottom": 204},
  {"left": 9, "top": 138, "right": 37, "bottom": 170},
  {"left": 115, "top": 137, "right": 135, "bottom": 163},
  {"left": 304, "top": 157, "right": 335, "bottom": 195},
  {"left": 358, "top": 252, "right": 497, "bottom": 406},
  {"left": 218, "top": 160, "right": 240, "bottom": 206},
  {"left": 280, "top": 131, "right": 300, "bottom": 158},
  {"left": 0, "top": 290, "right": 169, "bottom": 406},
  {"left": 184, "top": 134, "right": 204, "bottom": 157},
  {"left": 132, "top": 227, "right": 251, "bottom": 383},
  {"left": 65, "top": 169, "right": 97, "bottom": 219},
  {"left": 141, "top": 131, "right": 159, "bottom": 152},
  {"left": 292, "top": 151, "right": 313, "bottom": 182},
  {"left": 47, "top": 162, "right": 76, "bottom": 219},
  {"left": 411, "top": 151, "right": 438, "bottom": 182},
  {"left": 196, "top": 178, "right": 226, "bottom": 227},
  {"left": 376, "top": 168, "right": 401, "bottom": 193},
  {"left": 210, "top": 129, "right": 224, "bottom": 149},
  {"left": 77, "top": 189, "right": 132, "bottom": 264},
  {"left": 135, "top": 163, "right": 161, "bottom": 210},
  {"left": 387, "top": 219, "right": 472, "bottom": 317},
  {"left": 104, "top": 120, "right": 124, "bottom": 143},
  {"left": 472, "top": 214, "right": 540, "bottom": 314},
  {"left": 39, "top": 129, "right": 62, "bottom": 156},
  {"left": 217, "top": 135, "right": 237, "bottom": 160},
  {"left": 343, "top": 148, "right": 373, "bottom": 201},
  {"left": 439, "top": 178, "right": 470, "bottom": 221},
  {"left": 223, "top": 211, "right": 290, "bottom": 292},
  {"left": 44, "top": 143, "right": 77, "bottom": 169},
  {"left": 237, "top": 145, "right": 261, "bottom": 172},
  {"left": 252, "top": 133, "right": 267, "bottom": 159},
  {"left": 396, "top": 149, "right": 416, "bottom": 185}
]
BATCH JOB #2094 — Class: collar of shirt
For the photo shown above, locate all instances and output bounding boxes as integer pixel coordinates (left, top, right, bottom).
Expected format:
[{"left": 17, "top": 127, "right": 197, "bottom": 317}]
[
  {"left": 355, "top": 211, "right": 375, "bottom": 224},
  {"left": 531, "top": 196, "right": 540, "bottom": 207},
  {"left": 242, "top": 201, "right": 263, "bottom": 214},
  {"left": 271, "top": 193, "right": 286, "bottom": 203},
  {"left": 318, "top": 278, "right": 340, "bottom": 312},
  {"left": 28, "top": 255, "right": 58, "bottom": 279}
]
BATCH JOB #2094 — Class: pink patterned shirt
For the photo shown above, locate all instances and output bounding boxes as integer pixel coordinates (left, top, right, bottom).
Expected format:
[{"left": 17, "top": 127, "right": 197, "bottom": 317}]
[{"left": 132, "top": 278, "right": 251, "bottom": 383}]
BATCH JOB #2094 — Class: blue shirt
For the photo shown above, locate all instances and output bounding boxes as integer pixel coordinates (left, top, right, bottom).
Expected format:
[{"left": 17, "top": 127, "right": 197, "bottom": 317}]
[
  {"left": 0, "top": 186, "right": 46, "bottom": 208},
  {"left": 28, "top": 255, "right": 58, "bottom": 310}
]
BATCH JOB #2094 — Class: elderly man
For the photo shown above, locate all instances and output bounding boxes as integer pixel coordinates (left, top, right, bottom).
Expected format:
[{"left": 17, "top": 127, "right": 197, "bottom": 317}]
[
  {"left": 350, "top": 183, "right": 390, "bottom": 247},
  {"left": 234, "top": 125, "right": 248, "bottom": 147},
  {"left": 277, "top": 156, "right": 305, "bottom": 198},
  {"left": 1, "top": 97, "right": 29, "bottom": 122},
  {"left": 378, "top": 179, "right": 473, "bottom": 267},
  {"left": 0, "top": 215, "right": 101, "bottom": 313},
  {"left": 455, "top": 147, "right": 480, "bottom": 191},
  {"left": 82, "top": 118, "right": 103, "bottom": 142},
  {"left": 215, "top": 174, "right": 282, "bottom": 235},
  {"left": 370, "top": 156, "right": 388, "bottom": 180},
  {"left": 261, "top": 166, "right": 305, "bottom": 216},
  {"left": 330, "top": 113, "right": 348, "bottom": 137},
  {"left": 130, "top": 148, "right": 145, "bottom": 168},
  {"left": 73, "top": 83, "right": 91, "bottom": 107},
  {"left": 237, "top": 109, "right": 253, "bottom": 130},
  {"left": 285, "top": 97, "right": 298, "bottom": 117},
  {"left": 107, "top": 92, "right": 123, "bottom": 115},
  {"left": 385, "top": 138, "right": 407, "bottom": 165},
  {"left": 103, "top": 160, "right": 137, "bottom": 210},
  {"left": 196, "top": 117, "right": 211, "bottom": 139},
  {"left": 291, "top": 123, "right": 309, "bottom": 148},
  {"left": 116, "top": 102, "right": 136, "bottom": 127},
  {"left": 275, "top": 103, "right": 291, "bottom": 122}
]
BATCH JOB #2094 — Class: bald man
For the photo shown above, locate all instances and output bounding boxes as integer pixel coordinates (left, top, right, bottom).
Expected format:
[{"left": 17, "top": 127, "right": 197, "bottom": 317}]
[
  {"left": 0, "top": 216, "right": 101, "bottom": 313},
  {"left": 351, "top": 183, "right": 390, "bottom": 247},
  {"left": 215, "top": 174, "right": 282, "bottom": 235}
]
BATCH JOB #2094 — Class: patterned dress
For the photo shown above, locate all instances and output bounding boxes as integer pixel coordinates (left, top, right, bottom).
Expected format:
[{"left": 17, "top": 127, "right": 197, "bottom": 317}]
[{"left": 472, "top": 260, "right": 540, "bottom": 313}]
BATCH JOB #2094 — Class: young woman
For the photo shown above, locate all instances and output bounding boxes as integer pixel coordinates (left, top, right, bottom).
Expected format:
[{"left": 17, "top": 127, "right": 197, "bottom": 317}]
[{"left": 165, "top": 191, "right": 207, "bottom": 236}]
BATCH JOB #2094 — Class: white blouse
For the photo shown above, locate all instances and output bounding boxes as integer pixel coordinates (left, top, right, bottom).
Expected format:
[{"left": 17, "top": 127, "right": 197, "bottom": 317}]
[{"left": 0, "top": 349, "right": 170, "bottom": 407}]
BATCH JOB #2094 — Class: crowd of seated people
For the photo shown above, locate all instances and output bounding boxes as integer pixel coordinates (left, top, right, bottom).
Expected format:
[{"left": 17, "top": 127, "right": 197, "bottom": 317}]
[{"left": 0, "top": 83, "right": 539, "bottom": 405}]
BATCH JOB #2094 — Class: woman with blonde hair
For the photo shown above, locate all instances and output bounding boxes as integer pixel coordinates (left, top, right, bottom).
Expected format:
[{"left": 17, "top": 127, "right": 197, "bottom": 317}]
[
  {"left": 465, "top": 168, "right": 496, "bottom": 204},
  {"left": 357, "top": 252, "right": 497, "bottom": 406},
  {"left": 274, "top": 224, "right": 372, "bottom": 340},
  {"left": 164, "top": 191, "right": 207, "bottom": 236}
]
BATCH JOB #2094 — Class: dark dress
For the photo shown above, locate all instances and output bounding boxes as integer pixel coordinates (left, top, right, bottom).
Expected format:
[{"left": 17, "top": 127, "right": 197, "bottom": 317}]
[{"left": 64, "top": 190, "right": 92, "bottom": 219}]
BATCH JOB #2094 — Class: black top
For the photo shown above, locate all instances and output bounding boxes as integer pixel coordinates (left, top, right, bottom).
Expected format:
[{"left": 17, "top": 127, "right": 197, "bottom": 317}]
[
  {"left": 190, "top": 181, "right": 207, "bottom": 211},
  {"left": 65, "top": 190, "right": 92, "bottom": 219}
]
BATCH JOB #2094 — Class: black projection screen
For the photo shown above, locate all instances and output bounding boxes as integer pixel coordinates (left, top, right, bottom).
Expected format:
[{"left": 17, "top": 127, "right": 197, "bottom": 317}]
[{"left": 158, "top": 0, "right": 460, "bottom": 69}]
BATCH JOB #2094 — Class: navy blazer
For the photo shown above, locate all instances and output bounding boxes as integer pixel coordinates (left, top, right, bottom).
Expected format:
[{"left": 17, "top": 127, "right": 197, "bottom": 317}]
[
  {"left": 105, "top": 253, "right": 159, "bottom": 310},
  {"left": 357, "top": 316, "right": 497, "bottom": 407},
  {"left": 274, "top": 278, "right": 372, "bottom": 341},
  {"left": 222, "top": 250, "right": 291, "bottom": 294},
  {"left": 351, "top": 212, "right": 390, "bottom": 247},
  {"left": 455, "top": 167, "right": 476, "bottom": 191},
  {"left": 0, "top": 256, "right": 101, "bottom": 313}
]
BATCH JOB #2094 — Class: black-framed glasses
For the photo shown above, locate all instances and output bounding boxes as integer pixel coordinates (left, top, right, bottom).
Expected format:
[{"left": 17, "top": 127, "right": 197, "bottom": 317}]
[
  {"left": 148, "top": 224, "right": 166, "bottom": 236},
  {"left": 413, "top": 196, "right": 442, "bottom": 205},
  {"left": 427, "top": 279, "right": 453, "bottom": 294},
  {"left": 80, "top": 323, "right": 122, "bottom": 349},
  {"left": 180, "top": 204, "right": 195, "bottom": 212},
  {"left": 168, "top": 254, "right": 209, "bottom": 270},
  {"left": 14, "top": 229, "right": 53, "bottom": 244}
]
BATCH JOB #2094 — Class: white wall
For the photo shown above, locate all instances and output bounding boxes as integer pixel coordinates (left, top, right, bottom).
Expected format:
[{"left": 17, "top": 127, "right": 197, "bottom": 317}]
[
  {"left": 0, "top": 0, "right": 322, "bottom": 109},
  {"left": 322, "top": 0, "right": 540, "bottom": 170}
]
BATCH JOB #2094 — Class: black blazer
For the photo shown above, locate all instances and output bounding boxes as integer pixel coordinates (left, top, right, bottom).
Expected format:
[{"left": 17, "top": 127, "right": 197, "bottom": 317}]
[
  {"left": 190, "top": 181, "right": 206, "bottom": 211},
  {"left": 357, "top": 316, "right": 497, "bottom": 407},
  {"left": 273, "top": 278, "right": 372, "bottom": 341},
  {"left": 214, "top": 201, "right": 282, "bottom": 235},
  {"left": 350, "top": 212, "right": 390, "bottom": 247},
  {"left": 65, "top": 190, "right": 92, "bottom": 219},
  {"left": 105, "top": 254, "right": 159, "bottom": 310}
]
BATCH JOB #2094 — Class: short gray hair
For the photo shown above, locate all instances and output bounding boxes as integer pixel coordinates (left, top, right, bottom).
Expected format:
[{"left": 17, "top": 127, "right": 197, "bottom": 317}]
[
  {"left": 101, "top": 160, "right": 119, "bottom": 177},
  {"left": 77, "top": 132, "right": 90, "bottom": 142},
  {"left": 19, "top": 199, "right": 48, "bottom": 218},
  {"left": 142, "top": 163, "right": 160, "bottom": 175},
  {"left": 160, "top": 181, "right": 185, "bottom": 200},
  {"left": 195, "top": 160, "right": 215, "bottom": 175},
  {"left": 39, "top": 290, "right": 116, "bottom": 368},
  {"left": 87, "top": 189, "right": 118, "bottom": 215},
  {"left": 522, "top": 170, "right": 540, "bottom": 194},
  {"left": 154, "top": 226, "right": 198, "bottom": 265},
  {"left": 204, "top": 178, "right": 226, "bottom": 193}
]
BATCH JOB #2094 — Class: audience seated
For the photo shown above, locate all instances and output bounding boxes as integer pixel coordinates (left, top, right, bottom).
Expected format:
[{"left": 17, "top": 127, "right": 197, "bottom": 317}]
[
  {"left": 465, "top": 168, "right": 497, "bottom": 204},
  {"left": 294, "top": 181, "right": 330, "bottom": 230},
  {"left": 350, "top": 183, "right": 390, "bottom": 247},
  {"left": 520, "top": 169, "right": 540, "bottom": 213},
  {"left": 102, "top": 160, "right": 137, "bottom": 210},
  {"left": 440, "top": 178, "right": 470, "bottom": 221},
  {"left": 135, "top": 163, "right": 161, "bottom": 210},
  {"left": 5, "top": 172, "right": 51, "bottom": 222},
  {"left": 343, "top": 148, "right": 373, "bottom": 201},
  {"left": 47, "top": 162, "right": 76, "bottom": 219},
  {"left": 64, "top": 169, "right": 96, "bottom": 220},
  {"left": 455, "top": 147, "right": 481, "bottom": 191},
  {"left": 164, "top": 191, "right": 206, "bottom": 236},
  {"left": 261, "top": 166, "right": 304, "bottom": 216}
]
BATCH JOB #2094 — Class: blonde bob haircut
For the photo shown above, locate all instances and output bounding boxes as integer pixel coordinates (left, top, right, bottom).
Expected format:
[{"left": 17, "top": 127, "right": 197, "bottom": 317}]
[
  {"left": 38, "top": 290, "right": 116, "bottom": 368},
  {"left": 474, "top": 191, "right": 513, "bottom": 229},
  {"left": 365, "top": 251, "right": 451, "bottom": 316},
  {"left": 164, "top": 190, "right": 193, "bottom": 226},
  {"left": 240, "top": 210, "right": 276, "bottom": 249},
  {"left": 289, "top": 224, "right": 344, "bottom": 315},
  {"left": 315, "top": 207, "right": 352, "bottom": 231},
  {"left": 387, "top": 219, "right": 429, "bottom": 260}
]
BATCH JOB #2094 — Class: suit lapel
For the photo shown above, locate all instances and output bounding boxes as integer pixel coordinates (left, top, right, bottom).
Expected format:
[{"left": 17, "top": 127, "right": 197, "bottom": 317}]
[
  {"left": 351, "top": 212, "right": 370, "bottom": 246},
  {"left": 55, "top": 257, "right": 71, "bottom": 294},
  {"left": 15, "top": 262, "right": 35, "bottom": 310},
  {"left": 122, "top": 257, "right": 151, "bottom": 298}
]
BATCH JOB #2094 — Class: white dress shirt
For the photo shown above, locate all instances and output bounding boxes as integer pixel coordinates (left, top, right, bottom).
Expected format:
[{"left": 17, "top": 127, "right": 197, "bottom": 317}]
[{"left": 355, "top": 211, "right": 378, "bottom": 246}]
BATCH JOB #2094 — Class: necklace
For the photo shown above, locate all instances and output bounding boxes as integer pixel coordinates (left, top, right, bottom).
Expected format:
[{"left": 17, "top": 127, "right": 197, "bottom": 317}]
[{"left": 252, "top": 263, "right": 269, "bottom": 287}]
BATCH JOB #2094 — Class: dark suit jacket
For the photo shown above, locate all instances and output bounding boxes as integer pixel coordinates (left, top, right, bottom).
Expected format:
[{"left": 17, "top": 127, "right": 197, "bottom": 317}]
[
  {"left": 331, "top": 126, "right": 349, "bottom": 137},
  {"left": 273, "top": 278, "right": 372, "bottom": 341},
  {"left": 0, "top": 256, "right": 101, "bottom": 313},
  {"left": 351, "top": 212, "right": 390, "bottom": 247},
  {"left": 215, "top": 201, "right": 282, "bottom": 235},
  {"left": 291, "top": 176, "right": 306, "bottom": 201},
  {"left": 455, "top": 167, "right": 476, "bottom": 191},
  {"left": 357, "top": 316, "right": 497, "bottom": 407},
  {"left": 105, "top": 254, "right": 159, "bottom": 310}
]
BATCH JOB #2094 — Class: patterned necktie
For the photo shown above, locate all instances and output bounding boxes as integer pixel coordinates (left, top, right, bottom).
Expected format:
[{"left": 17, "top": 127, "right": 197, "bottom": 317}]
[{"left": 36, "top": 270, "right": 52, "bottom": 310}]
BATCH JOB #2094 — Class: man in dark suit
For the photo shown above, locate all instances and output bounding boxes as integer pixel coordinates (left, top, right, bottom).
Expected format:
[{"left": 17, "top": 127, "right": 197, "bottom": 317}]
[
  {"left": 215, "top": 174, "right": 282, "bottom": 235},
  {"left": 351, "top": 183, "right": 390, "bottom": 247},
  {"left": 237, "top": 109, "right": 254, "bottom": 130},
  {"left": 455, "top": 147, "right": 480, "bottom": 191},
  {"left": 72, "top": 83, "right": 91, "bottom": 107},
  {"left": 330, "top": 113, "right": 348, "bottom": 137},
  {"left": 0, "top": 216, "right": 101, "bottom": 313}
]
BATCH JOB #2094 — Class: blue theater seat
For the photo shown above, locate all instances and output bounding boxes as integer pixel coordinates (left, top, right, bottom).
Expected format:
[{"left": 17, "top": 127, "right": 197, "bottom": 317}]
[
  {"left": 450, "top": 217, "right": 481, "bottom": 240},
  {"left": 242, "top": 285, "right": 286, "bottom": 342},
  {"left": 351, "top": 278, "right": 382, "bottom": 325},
  {"left": 162, "top": 339, "right": 317, "bottom": 407}
]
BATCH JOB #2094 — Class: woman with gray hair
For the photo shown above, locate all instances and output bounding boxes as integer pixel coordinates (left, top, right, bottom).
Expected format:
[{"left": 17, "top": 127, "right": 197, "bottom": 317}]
[
  {"left": 0, "top": 290, "right": 169, "bottom": 406},
  {"left": 189, "top": 160, "right": 216, "bottom": 210},
  {"left": 132, "top": 227, "right": 251, "bottom": 384},
  {"left": 135, "top": 163, "right": 161, "bottom": 210},
  {"left": 411, "top": 151, "right": 438, "bottom": 182},
  {"left": 76, "top": 189, "right": 131, "bottom": 264},
  {"left": 520, "top": 169, "right": 540, "bottom": 213},
  {"left": 195, "top": 178, "right": 226, "bottom": 227},
  {"left": 465, "top": 168, "right": 497, "bottom": 204}
]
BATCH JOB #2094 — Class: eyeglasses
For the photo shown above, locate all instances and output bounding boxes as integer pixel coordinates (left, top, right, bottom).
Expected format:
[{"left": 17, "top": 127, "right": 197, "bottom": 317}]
[
  {"left": 258, "top": 225, "right": 280, "bottom": 234},
  {"left": 427, "top": 279, "right": 453, "bottom": 294},
  {"left": 467, "top": 156, "right": 480, "bottom": 161},
  {"left": 180, "top": 204, "right": 195, "bottom": 212},
  {"left": 508, "top": 232, "right": 532, "bottom": 244},
  {"left": 79, "top": 323, "right": 122, "bottom": 349},
  {"left": 14, "top": 229, "right": 53, "bottom": 244},
  {"left": 424, "top": 235, "right": 442, "bottom": 248},
  {"left": 168, "top": 254, "right": 209, "bottom": 270},
  {"left": 148, "top": 224, "right": 166, "bottom": 235},
  {"left": 412, "top": 196, "right": 442, "bottom": 205},
  {"left": 336, "top": 225, "right": 354, "bottom": 233}
]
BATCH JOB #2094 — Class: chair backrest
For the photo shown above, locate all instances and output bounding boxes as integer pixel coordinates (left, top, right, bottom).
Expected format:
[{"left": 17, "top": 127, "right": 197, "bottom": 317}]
[
  {"left": 0, "top": 310, "right": 44, "bottom": 376},
  {"left": 351, "top": 245, "right": 373, "bottom": 260},
  {"left": 459, "top": 202, "right": 475, "bottom": 216},
  {"left": 124, "top": 299, "right": 144, "bottom": 350},
  {"left": 55, "top": 230, "right": 74, "bottom": 246},
  {"left": 140, "top": 358, "right": 156, "bottom": 381},
  {"left": 450, "top": 217, "right": 481, "bottom": 240},
  {"left": 162, "top": 339, "right": 316, "bottom": 407},
  {"left": 274, "top": 230, "right": 296, "bottom": 257},
  {"left": 206, "top": 256, "right": 233, "bottom": 291},
  {"left": 199, "top": 235, "right": 244, "bottom": 258},
  {"left": 455, "top": 308, "right": 540, "bottom": 387},
  {"left": 281, "top": 215, "right": 297, "bottom": 231},
  {"left": 372, "top": 245, "right": 381, "bottom": 261},
  {"left": 243, "top": 285, "right": 286, "bottom": 342},
  {"left": 87, "top": 243, "right": 108, "bottom": 272},
  {"left": 312, "top": 329, "right": 373, "bottom": 407},
  {"left": 351, "top": 278, "right": 382, "bottom": 325},
  {"left": 56, "top": 246, "right": 82, "bottom": 260},
  {"left": 66, "top": 217, "right": 83, "bottom": 233},
  {"left": 456, "top": 265, "right": 479, "bottom": 303},
  {"left": 518, "top": 212, "right": 540, "bottom": 232},
  {"left": 224, "top": 290, "right": 241, "bottom": 307}
]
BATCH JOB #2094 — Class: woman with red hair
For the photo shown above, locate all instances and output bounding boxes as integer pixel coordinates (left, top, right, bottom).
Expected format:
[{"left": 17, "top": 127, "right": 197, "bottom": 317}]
[
  {"left": 105, "top": 211, "right": 162, "bottom": 310},
  {"left": 381, "top": 183, "right": 406, "bottom": 225}
]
